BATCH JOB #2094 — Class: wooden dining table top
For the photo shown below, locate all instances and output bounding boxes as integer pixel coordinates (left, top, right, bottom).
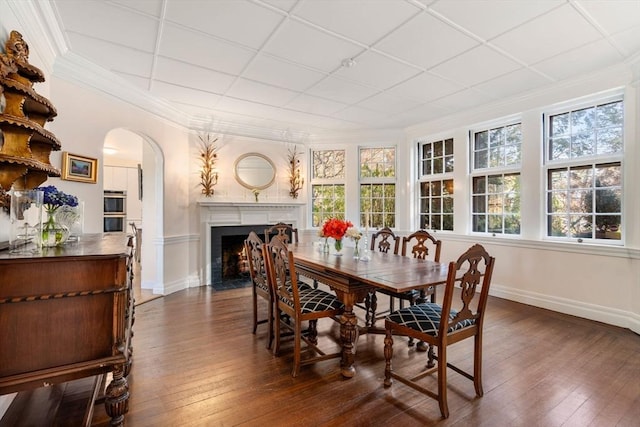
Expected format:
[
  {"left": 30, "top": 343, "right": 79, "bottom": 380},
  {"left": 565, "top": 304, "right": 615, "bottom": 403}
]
[{"left": 289, "top": 242, "right": 449, "bottom": 294}]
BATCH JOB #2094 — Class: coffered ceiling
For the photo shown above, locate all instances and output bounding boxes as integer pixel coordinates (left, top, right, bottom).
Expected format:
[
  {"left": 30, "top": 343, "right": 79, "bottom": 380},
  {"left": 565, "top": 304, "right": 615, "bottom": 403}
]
[{"left": 45, "top": 0, "right": 640, "bottom": 139}]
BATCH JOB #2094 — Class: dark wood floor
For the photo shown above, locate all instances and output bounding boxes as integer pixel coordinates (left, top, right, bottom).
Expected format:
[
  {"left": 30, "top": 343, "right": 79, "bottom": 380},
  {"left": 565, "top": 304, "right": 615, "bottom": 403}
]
[{"left": 9, "top": 285, "right": 640, "bottom": 426}]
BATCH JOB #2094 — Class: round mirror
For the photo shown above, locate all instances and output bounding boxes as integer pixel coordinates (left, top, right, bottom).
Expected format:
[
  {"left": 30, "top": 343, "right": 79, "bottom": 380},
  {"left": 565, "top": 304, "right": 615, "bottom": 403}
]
[{"left": 234, "top": 153, "right": 276, "bottom": 190}]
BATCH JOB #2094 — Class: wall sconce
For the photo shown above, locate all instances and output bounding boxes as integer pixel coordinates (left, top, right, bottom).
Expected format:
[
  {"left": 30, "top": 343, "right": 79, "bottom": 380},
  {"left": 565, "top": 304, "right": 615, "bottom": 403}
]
[
  {"left": 198, "top": 133, "right": 218, "bottom": 197},
  {"left": 287, "top": 145, "right": 304, "bottom": 199}
]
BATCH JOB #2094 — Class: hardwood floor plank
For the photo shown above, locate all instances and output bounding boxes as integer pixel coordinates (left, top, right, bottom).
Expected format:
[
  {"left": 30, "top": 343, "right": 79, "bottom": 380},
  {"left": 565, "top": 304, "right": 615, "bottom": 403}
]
[{"left": 10, "top": 285, "right": 639, "bottom": 426}]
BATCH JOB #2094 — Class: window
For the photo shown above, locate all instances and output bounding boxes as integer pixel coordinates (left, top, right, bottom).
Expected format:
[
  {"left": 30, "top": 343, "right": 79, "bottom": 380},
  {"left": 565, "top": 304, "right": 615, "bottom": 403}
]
[
  {"left": 311, "top": 150, "right": 345, "bottom": 226},
  {"left": 360, "top": 147, "right": 395, "bottom": 228},
  {"left": 418, "top": 139, "right": 454, "bottom": 231},
  {"left": 545, "top": 98, "right": 623, "bottom": 241},
  {"left": 471, "top": 123, "right": 522, "bottom": 235},
  {"left": 472, "top": 174, "right": 521, "bottom": 234},
  {"left": 419, "top": 180, "right": 453, "bottom": 230}
]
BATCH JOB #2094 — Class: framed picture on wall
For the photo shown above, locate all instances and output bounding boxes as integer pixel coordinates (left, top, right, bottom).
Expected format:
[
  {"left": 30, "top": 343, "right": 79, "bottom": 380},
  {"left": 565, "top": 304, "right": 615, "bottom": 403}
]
[{"left": 61, "top": 152, "right": 98, "bottom": 183}]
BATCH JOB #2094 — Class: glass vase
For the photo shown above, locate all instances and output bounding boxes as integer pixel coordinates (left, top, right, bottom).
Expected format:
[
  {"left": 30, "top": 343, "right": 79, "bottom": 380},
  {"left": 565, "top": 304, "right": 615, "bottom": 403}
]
[
  {"left": 40, "top": 207, "right": 70, "bottom": 247},
  {"left": 334, "top": 238, "right": 343, "bottom": 256},
  {"left": 323, "top": 238, "right": 330, "bottom": 254},
  {"left": 9, "top": 189, "right": 43, "bottom": 254},
  {"left": 353, "top": 240, "right": 360, "bottom": 259}
]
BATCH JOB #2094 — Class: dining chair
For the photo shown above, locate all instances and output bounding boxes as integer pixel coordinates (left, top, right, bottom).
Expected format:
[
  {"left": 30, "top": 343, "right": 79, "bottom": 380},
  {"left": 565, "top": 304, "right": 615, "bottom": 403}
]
[
  {"left": 383, "top": 243, "right": 495, "bottom": 419},
  {"left": 399, "top": 230, "right": 443, "bottom": 349},
  {"left": 129, "top": 222, "right": 141, "bottom": 263},
  {"left": 263, "top": 236, "right": 344, "bottom": 377},
  {"left": 244, "top": 231, "right": 273, "bottom": 349},
  {"left": 362, "top": 227, "right": 401, "bottom": 327},
  {"left": 264, "top": 222, "right": 299, "bottom": 245}
]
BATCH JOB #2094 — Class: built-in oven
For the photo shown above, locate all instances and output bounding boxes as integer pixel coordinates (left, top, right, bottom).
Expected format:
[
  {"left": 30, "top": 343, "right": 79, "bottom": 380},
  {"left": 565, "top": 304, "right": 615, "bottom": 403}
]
[
  {"left": 104, "top": 214, "right": 126, "bottom": 233},
  {"left": 104, "top": 191, "right": 126, "bottom": 232}
]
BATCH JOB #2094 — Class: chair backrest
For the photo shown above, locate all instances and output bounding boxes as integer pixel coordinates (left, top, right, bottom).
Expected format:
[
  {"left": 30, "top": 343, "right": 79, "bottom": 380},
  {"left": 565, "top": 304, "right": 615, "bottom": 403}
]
[
  {"left": 244, "top": 231, "right": 268, "bottom": 292},
  {"left": 370, "top": 227, "right": 400, "bottom": 254},
  {"left": 264, "top": 222, "right": 299, "bottom": 244},
  {"left": 263, "top": 236, "right": 300, "bottom": 313},
  {"left": 439, "top": 244, "right": 495, "bottom": 337},
  {"left": 401, "top": 229, "right": 442, "bottom": 261}
]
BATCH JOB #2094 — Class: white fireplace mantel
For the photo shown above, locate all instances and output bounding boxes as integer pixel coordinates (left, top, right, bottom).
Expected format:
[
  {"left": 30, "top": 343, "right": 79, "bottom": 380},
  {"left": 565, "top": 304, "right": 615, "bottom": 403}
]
[{"left": 198, "top": 201, "right": 306, "bottom": 284}]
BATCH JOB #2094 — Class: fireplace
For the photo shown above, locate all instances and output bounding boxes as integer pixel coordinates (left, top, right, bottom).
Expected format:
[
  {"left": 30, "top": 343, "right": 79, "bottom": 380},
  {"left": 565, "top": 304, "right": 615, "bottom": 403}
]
[
  {"left": 199, "top": 201, "right": 304, "bottom": 286},
  {"left": 211, "top": 224, "right": 271, "bottom": 285}
]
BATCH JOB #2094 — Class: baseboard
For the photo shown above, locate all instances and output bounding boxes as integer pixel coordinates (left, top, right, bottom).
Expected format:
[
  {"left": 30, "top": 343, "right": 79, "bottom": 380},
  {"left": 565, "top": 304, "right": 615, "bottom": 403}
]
[{"left": 490, "top": 284, "right": 640, "bottom": 334}]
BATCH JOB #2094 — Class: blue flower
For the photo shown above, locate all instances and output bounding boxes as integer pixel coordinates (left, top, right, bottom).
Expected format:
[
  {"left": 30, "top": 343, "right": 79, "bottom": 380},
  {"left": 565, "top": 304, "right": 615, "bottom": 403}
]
[{"left": 36, "top": 185, "right": 79, "bottom": 209}]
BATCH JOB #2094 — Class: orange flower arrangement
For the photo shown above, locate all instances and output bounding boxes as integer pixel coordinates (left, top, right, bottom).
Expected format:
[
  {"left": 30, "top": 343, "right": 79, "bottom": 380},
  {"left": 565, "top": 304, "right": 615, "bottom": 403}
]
[{"left": 321, "top": 218, "right": 353, "bottom": 240}]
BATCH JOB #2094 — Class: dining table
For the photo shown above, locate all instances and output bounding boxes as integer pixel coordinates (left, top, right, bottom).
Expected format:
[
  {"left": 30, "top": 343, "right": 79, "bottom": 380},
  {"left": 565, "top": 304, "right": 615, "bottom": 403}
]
[{"left": 289, "top": 242, "right": 450, "bottom": 378}]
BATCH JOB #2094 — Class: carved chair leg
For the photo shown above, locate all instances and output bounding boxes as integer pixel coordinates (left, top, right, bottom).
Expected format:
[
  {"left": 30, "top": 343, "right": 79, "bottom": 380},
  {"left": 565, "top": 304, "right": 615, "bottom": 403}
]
[
  {"left": 292, "top": 319, "right": 302, "bottom": 377},
  {"left": 252, "top": 289, "right": 258, "bottom": 334},
  {"left": 437, "top": 346, "right": 449, "bottom": 419},
  {"left": 383, "top": 329, "right": 394, "bottom": 387}
]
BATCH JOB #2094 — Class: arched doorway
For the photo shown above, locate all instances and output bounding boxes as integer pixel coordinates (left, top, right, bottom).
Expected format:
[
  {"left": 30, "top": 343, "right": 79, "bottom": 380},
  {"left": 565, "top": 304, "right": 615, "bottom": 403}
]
[{"left": 103, "top": 128, "right": 165, "bottom": 298}]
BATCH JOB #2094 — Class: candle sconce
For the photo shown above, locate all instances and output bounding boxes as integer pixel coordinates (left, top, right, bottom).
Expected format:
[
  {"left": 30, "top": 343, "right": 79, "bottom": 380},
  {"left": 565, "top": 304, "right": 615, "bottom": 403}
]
[
  {"left": 198, "top": 133, "right": 218, "bottom": 197},
  {"left": 287, "top": 145, "right": 304, "bottom": 199}
]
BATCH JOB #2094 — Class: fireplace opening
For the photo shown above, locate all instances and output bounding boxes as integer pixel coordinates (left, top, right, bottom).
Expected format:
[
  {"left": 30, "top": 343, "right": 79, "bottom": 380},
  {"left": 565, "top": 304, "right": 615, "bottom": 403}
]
[
  {"left": 221, "top": 235, "right": 249, "bottom": 282},
  {"left": 211, "top": 224, "right": 291, "bottom": 286}
]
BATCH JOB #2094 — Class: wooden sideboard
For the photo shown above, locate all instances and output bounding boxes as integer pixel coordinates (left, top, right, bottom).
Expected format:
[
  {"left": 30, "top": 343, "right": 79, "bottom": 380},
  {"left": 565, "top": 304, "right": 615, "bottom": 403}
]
[{"left": 0, "top": 234, "right": 134, "bottom": 426}]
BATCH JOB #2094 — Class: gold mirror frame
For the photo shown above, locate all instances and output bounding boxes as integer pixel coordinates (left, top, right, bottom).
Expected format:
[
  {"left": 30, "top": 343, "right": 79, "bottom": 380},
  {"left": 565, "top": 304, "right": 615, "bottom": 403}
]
[{"left": 233, "top": 153, "right": 276, "bottom": 190}]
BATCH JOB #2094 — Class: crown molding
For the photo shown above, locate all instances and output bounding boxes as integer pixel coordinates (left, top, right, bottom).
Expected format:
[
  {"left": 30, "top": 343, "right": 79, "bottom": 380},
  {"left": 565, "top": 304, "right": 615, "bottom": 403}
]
[{"left": 6, "top": 0, "right": 65, "bottom": 76}]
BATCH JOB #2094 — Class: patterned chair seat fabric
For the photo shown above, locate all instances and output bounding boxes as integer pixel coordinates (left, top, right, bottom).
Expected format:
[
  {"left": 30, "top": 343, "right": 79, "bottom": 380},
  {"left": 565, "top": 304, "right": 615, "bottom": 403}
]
[
  {"left": 386, "top": 302, "right": 474, "bottom": 336},
  {"left": 277, "top": 287, "right": 343, "bottom": 313}
]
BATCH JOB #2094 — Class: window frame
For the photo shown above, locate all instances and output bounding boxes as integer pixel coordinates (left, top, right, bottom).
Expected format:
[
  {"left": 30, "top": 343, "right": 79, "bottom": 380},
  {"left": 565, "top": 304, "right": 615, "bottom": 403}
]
[
  {"left": 543, "top": 93, "right": 624, "bottom": 244},
  {"left": 359, "top": 146, "right": 396, "bottom": 229},
  {"left": 310, "top": 149, "right": 347, "bottom": 227},
  {"left": 417, "top": 138, "right": 455, "bottom": 232},
  {"left": 469, "top": 119, "right": 523, "bottom": 236}
]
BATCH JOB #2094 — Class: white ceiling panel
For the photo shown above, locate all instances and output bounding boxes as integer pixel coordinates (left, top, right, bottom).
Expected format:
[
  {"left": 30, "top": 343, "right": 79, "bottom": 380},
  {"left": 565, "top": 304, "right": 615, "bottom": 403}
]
[
  {"left": 375, "top": 12, "right": 479, "bottom": 69},
  {"left": 263, "top": 19, "right": 363, "bottom": 72},
  {"left": 151, "top": 81, "right": 222, "bottom": 108},
  {"left": 164, "top": 0, "right": 283, "bottom": 49},
  {"left": 430, "top": 45, "right": 522, "bottom": 87},
  {"left": 285, "top": 94, "right": 347, "bottom": 116},
  {"left": 333, "top": 105, "right": 389, "bottom": 126},
  {"left": 242, "top": 53, "right": 326, "bottom": 92},
  {"left": 154, "top": 57, "right": 236, "bottom": 94},
  {"left": 578, "top": 0, "right": 640, "bottom": 34},
  {"left": 158, "top": 24, "right": 255, "bottom": 75},
  {"left": 533, "top": 39, "right": 625, "bottom": 82},
  {"left": 611, "top": 25, "right": 640, "bottom": 55},
  {"left": 40, "top": 0, "right": 640, "bottom": 139},
  {"left": 334, "top": 50, "right": 421, "bottom": 89},
  {"left": 430, "top": 0, "right": 564, "bottom": 41},
  {"left": 66, "top": 33, "right": 153, "bottom": 78},
  {"left": 357, "top": 92, "right": 422, "bottom": 116},
  {"left": 474, "top": 68, "right": 552, "bottom": 100},
  {"left": 386, "top": 72, "right": 464, "bottom": 103},
  {"left": 226, "top": 78, "right": 299, "bottom": 107},
  {"left": 307, "top": 76, "right": 379, "bottom": 105},
  {"left": 294, "top": 0, "right": 420, "bottom": 46},
  {"left": 110, "top": 0, "right": 163, "bottom": 18},
  {"left": 53, "top": 0, "right": 158, "bottom": 52},
  {"left": 491, "top": 4, "right": 603, "bottom": 65}
]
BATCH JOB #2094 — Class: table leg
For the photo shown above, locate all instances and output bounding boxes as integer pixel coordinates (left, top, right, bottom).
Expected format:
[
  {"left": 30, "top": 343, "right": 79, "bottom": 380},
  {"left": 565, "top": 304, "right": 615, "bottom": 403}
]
[
  {"left": 105, "top": 364, "right": 129, "bottom": 426},
  {"left": 339, "top": 304, "right": 359, "bottom": 378}
]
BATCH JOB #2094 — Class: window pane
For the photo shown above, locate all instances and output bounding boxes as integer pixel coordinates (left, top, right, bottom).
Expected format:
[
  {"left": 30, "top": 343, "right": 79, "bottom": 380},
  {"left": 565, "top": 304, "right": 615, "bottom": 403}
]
[
  {"left": 313, "top": 150, "right": 345, "bottom": 179},
  {"left": 420, "top": 179, "right": 454, "bottom": 231}
]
